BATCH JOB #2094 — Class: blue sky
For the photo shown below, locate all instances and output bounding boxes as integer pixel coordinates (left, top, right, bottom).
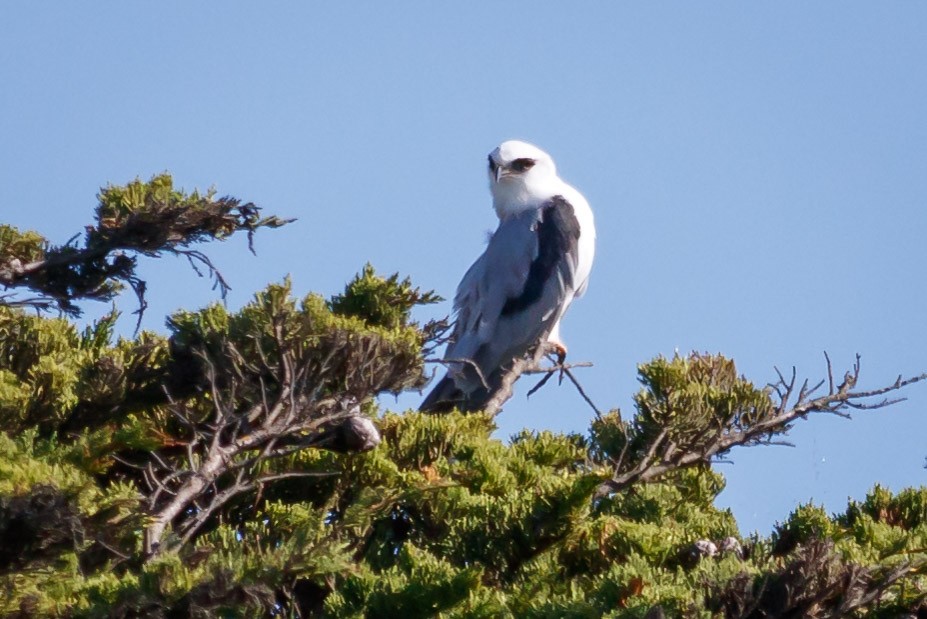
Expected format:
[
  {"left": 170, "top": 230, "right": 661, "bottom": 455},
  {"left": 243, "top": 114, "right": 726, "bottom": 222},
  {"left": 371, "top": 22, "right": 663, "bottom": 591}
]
[{"left": 2, "top": 4, "right": 925, "bottom": 534}]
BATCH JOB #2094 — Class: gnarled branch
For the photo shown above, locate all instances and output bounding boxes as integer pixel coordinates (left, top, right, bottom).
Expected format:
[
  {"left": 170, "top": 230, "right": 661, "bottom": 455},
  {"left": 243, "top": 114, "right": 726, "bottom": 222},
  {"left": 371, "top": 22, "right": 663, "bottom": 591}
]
[{"left": 597, "top": 354, "right": 926, "bottom": 497}]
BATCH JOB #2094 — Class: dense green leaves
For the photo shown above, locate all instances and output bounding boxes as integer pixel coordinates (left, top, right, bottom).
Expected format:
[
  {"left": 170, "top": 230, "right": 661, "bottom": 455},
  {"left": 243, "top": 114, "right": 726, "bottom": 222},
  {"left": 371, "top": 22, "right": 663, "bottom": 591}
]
[
  {"left": 632, "top": 353, "right": 776, "bottom": 454},
  {"left": 329, "top": 263, "right": 442, "bottom": 331},
  {"left": 6, "top": 377, "right": 925, "bottom": 616}
]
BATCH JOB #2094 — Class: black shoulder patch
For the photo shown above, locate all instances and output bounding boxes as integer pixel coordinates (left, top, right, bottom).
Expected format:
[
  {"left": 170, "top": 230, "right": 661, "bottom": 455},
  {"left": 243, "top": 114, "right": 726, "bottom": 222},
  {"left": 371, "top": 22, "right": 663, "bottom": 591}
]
[{"left": 501, "top": 196, "right": 581, "bottom": 317}]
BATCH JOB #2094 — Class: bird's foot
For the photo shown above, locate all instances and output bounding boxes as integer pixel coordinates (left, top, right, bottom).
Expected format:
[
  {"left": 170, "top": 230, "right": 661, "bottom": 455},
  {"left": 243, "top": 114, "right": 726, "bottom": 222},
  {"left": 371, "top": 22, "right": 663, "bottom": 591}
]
[{"left": 543, "top": 341, "right": 568, "bottom": 366}]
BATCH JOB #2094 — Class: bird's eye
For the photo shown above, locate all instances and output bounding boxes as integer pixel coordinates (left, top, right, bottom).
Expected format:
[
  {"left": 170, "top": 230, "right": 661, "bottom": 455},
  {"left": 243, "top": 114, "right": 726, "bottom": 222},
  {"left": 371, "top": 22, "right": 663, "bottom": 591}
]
[
  {"left": 487, "top": 156, "right": 497, "bottom": 172},
  {"left": 510, "top": 158, "right": 536, "bottom": 173}
]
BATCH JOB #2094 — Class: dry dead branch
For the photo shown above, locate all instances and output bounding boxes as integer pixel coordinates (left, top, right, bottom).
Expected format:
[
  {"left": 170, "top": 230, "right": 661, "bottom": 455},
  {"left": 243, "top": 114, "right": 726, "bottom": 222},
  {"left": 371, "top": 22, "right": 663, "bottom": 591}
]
[{"left": 596, "top": 354, "right": 927, "bottom": 498}]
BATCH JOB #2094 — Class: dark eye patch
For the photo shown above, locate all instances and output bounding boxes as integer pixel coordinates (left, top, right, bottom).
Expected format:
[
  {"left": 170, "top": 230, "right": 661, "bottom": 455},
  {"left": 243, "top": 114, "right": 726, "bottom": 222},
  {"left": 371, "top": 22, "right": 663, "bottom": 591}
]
[
  {"left": 510, "top": 158, "right": 536, "bottom": 173},
  {"left": 487, "top": 155, "right": 498, "bottom": 172}
]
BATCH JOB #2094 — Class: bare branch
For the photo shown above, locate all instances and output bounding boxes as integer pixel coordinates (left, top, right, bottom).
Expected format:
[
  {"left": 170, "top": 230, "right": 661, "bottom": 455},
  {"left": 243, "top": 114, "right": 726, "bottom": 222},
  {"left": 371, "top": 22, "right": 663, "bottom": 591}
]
[
  {"left": 561, "top": 367, "right": 603, "bottom": 419},
  {"left": 825, "top": 351, "right": 834, "bottom": 394},
  {"left": 481, "top": 343, "right": 597, "bottom": 417},
  {"left": 597, "top": 356, "right": 927, "bottom": 497},
  {"left": 141, "top": 325, "right": 393, "bottom": 556}
]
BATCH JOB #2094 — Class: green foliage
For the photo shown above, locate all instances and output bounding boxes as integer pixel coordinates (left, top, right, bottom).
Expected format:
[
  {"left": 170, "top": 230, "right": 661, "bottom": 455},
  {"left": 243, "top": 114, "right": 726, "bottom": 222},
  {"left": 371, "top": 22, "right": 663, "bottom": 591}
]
[
  {"left": 0, "top": 431, "right": 143, "bottom": 616},
  {"left": 1, "top": 189, "right": 925, "bottom": 616},
  {"left": 0, "top": 306, "right": 171, "bottom": 434},
  {"left": 846, "top": 484, "right": 927, "bottom": 530},
  {"left": 0, "top": 224, "right": 46, "bottom": 265},
  {"left": 631, "top": 353, "right": 775, "bottom": 455},
  {"left": 326, "top": 545, "right": 486, "bottom": 618},
  {"left": 0, "top": 173, "right": 289, "bottom": 318},
  {"left": 93, "top": 174, "right": 244, "bottom": 244},
  {"left": 330, "top": 263, "right": 442, "bottom": 331},
  {"left": 772, "top": 503, "right": 837, "bottom": 556},
  {"left": 1, "top": 298, "right": 926, "bottom": 616},
  {"left": 0, "top": 307, "right": 91, "bottom": 431},
  {"left": 166, "top": 276, "right": 430, "bottom": 404}
]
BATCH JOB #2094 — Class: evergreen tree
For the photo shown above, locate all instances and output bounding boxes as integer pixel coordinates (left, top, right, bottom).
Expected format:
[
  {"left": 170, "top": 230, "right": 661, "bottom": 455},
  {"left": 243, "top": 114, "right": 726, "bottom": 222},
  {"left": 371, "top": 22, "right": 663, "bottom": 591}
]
[{"left": 1, "top": 175, "right": 925, "bottom": 617}]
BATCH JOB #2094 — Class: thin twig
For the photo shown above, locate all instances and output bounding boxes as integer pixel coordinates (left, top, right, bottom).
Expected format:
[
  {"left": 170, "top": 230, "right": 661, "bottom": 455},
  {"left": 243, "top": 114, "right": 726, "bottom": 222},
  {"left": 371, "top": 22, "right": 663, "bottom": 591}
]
[
  {"left": 596, "top": 356, "right": 927, "bottom": 498},
  {"left": 561, "top": 366, "right": 603, "bottom": 419}
]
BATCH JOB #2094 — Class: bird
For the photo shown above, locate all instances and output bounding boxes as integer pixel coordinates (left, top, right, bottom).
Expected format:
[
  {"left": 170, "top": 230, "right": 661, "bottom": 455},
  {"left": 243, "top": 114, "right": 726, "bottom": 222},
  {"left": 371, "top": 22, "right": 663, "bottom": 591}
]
[{"left": 420, "top": 140, "right": 595, "bottom": 413}]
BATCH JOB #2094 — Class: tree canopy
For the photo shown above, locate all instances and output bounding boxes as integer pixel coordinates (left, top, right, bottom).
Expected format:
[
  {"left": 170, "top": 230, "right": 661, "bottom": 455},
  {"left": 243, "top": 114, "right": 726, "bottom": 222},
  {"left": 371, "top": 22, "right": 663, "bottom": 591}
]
[{"left": 1, "top": 175, "right": 925, "bottom": 617}]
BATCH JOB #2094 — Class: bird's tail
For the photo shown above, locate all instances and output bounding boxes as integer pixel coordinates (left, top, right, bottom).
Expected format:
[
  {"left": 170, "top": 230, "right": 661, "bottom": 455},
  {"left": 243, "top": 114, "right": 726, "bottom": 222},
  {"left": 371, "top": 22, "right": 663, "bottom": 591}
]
[
  {"left": 419, "top": 371, "right": 505, "bottom": 414},
  {"left": 419, "top": 375, "right": 464, "bottom": 413}
]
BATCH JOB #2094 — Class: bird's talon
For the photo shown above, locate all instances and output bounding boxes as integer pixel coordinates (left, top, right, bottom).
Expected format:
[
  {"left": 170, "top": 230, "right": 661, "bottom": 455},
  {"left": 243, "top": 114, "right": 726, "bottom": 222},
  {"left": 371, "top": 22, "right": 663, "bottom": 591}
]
[{"left": 544, "top": 341, "right": 567, "bottom": 366}]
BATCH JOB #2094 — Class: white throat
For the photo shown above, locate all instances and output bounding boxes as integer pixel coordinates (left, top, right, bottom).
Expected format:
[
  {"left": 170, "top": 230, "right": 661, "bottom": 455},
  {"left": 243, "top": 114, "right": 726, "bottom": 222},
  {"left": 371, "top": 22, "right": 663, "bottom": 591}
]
[{"left": 492, "top": 176, "right": 564, "bottom": 218}]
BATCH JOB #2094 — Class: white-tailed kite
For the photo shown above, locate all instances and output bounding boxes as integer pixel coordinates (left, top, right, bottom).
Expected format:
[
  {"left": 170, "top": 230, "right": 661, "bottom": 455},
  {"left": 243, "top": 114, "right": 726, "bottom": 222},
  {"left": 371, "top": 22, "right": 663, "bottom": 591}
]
[{"left": 420, "top": 140, "right": 595, "bottom": 413}]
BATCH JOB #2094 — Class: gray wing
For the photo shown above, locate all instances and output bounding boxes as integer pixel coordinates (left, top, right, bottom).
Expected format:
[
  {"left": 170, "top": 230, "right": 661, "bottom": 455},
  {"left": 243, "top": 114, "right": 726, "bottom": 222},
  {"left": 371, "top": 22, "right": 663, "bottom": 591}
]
[{"left": 444, "top": 196, "right": 582, "bottom": 396}]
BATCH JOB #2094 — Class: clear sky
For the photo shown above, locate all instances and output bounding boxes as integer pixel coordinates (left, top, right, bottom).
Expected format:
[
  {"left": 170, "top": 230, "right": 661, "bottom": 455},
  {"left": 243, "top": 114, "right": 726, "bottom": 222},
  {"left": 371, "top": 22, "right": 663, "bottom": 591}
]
[{"left": 2, "top": 3, "right": 925, "bottom": 534}]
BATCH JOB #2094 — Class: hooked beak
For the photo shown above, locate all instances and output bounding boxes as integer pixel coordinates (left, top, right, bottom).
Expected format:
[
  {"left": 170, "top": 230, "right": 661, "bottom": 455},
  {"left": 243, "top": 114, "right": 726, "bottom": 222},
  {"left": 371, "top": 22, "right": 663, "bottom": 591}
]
[{"left": 489, "top": 156, "right": 504, "bottom": 183}]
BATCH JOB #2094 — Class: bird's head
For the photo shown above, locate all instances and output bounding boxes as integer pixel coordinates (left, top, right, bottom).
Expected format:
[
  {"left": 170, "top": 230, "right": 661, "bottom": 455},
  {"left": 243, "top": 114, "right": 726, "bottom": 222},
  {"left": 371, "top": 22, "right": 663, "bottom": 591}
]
[{"left": 487, "top": 140, "right": 561, "bottom": 217}]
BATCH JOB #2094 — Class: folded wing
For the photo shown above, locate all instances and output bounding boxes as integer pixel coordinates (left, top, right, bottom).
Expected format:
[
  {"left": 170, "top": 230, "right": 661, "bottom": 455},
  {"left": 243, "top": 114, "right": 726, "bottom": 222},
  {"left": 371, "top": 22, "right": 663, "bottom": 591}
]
[{"left": 420, "top": 196, "right": 582, "bottom": 412}]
